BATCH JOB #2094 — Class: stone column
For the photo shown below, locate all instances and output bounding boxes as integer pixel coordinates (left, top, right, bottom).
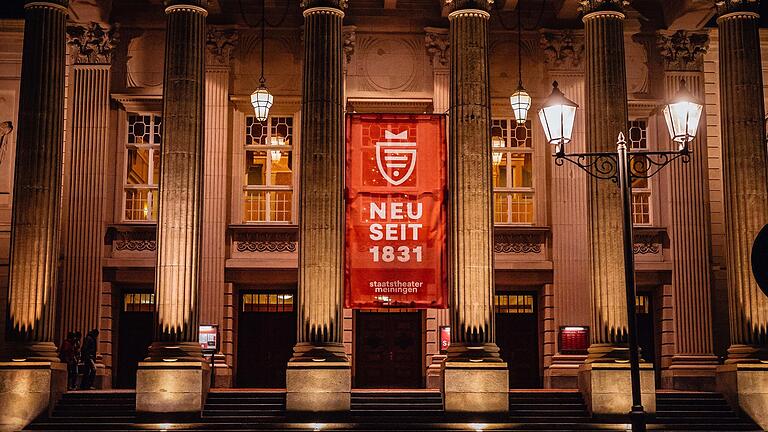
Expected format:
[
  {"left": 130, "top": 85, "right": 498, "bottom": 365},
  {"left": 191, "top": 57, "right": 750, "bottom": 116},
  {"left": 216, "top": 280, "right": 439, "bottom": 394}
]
[
  {"left": 442, "top": 0, "right": 508, "bottom": 413},
  {"left": 714, "top": 1, "right": 768, "bottom": 429},
  {"left": 58, "top": 23, "right": 117, "bottom": 388},
  {"left": 578, "top": 0, "right": 655, "bottom": 415},
  {"left": 286, "top": 0, "right": 350, "bottom": 413},
  {"left": 135, "top": 0, "right": 209, "bottom": 415},
  {"left": 202, "top": 27, "right": 237, "bottom": 388},
  {"left": 0, "top": 1, "right": 68, "bottom": 430},
  {"left": 655, "top": 31, "right": 719, "bottom": 391}
]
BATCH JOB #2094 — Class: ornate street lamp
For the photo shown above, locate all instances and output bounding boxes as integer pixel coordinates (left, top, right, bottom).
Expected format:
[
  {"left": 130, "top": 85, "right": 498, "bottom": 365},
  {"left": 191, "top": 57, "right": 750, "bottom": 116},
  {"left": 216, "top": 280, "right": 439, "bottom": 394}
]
[
  {"left": 250, "top": 0, "right": 273, "bottom": 121},
  {"left": 538, "top": 79, "right": 702, "bottom": 432},
  {"left": 510, "top": 6, "right": 531, "bottom": 125}
]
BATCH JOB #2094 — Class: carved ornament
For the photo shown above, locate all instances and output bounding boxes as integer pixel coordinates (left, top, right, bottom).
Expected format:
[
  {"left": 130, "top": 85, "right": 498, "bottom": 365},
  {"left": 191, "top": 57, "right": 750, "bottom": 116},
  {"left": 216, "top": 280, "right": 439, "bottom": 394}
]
[
  {"left": 424, "top": 29, "right": 449, "bottom": 67},
  {"left": 656, "top": 31, "right": 709, "bottom": 71},
  {"left": 633, "top": 232, "right": 662, "bottom": 255},
  {"left": 234, "top": 231, "right": 297, "bottom": 253},
  {"left": 493, "top": 232, "right": 543, "bottom": 254},
  {"left": 206, "top": 28, "right": 239, "bottom": 66},
  {"left": 300, "top": 0, "right": 347, "bottom": 10},
  {"left": 539, "top": 31, "right": 584, "bottom": 70},
  {"left": 442, "top": 0, "right": 494, "bottom": 13},
  {"left": 579, "top": 0, "right": 628, "bottom": 14},
  {"left": 715, "top": 0, "right": 760, "bottom": 15},
  {"left": 343, "top": 26, "right": 356, "bottom": 66},
  {"left": 67, "top": 22, "right": 119, "bottom": 65}
]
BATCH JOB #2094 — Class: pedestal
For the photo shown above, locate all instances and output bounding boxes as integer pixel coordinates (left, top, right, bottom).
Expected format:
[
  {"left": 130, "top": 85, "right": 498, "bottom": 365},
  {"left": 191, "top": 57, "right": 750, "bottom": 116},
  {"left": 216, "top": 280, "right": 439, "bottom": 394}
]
[
  {"left": 286, "top": 362, "right": 351, "bottom": 412},
  {"left": 0, "top": 362, "right": 66, "bottom": 432},
  {"left": 716, "top": 363, "right": 768, "bottom": 430},
  {"left": 136, "top": 361, "right": 210, "bottom": 415},
  {"left": 544, "top": 354, "right": 587, "bottom": 389},
  {"left": 426, "top": 354, "right": 446, "bottom": 389},
  {"left": 443, "top": 362, "right": 509, "bottom": 413},
  {"left": 661, "top": 354, "right": 718, "bottom": 391},
  {"left": 578, "top": 362, "right": 656, "bottom": 415}
]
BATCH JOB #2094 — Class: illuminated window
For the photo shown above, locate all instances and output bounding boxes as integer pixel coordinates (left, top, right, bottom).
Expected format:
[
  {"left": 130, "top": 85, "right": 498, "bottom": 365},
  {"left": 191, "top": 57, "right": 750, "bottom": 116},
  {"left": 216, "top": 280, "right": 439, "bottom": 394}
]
[
  {"left": 244, "top": 116, "right": 294, "bottom": 223},
  {"left": 635, "top": 294, "right": 651, "bottom": 314},
  {"left": 491, "top": 119, "right": 534, "bottom": 224},
  {"left": 124, "top": 113, "right": 161, "bottom": 221},
  {"left": 242, "top": 293, "right": 294, "bottom": 312},
  {"left": 123, "top": 292, "right": 155, "bottom": 312},
  {"left": 494, "top": 294, "right": 535, "bottom": 314},
  {"left": 628, "top": 120, "right": 651, "bottom": 226}
]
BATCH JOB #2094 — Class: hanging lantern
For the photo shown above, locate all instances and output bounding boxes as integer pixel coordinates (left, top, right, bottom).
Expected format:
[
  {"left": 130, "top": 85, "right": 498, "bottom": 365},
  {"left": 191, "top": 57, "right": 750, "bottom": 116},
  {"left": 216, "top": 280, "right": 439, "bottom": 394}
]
[
  {"left": 510, "top": 86, "right": 532, "bottom": 125},
  {"left": 492, "top": 135, "right": 505, "bottom": 165},
  {"left": 251, "top": 85, "right": 273, "bottom": 122},
  {"left": 270, "top": 135, "right": 284, "bottom": 162}
]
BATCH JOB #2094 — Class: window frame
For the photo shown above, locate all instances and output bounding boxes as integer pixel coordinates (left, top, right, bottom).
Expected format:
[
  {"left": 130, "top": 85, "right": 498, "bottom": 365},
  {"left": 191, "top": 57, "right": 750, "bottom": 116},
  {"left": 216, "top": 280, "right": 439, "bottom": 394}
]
[
  {"left": 242, "top": 115, "right": 297, "bottom": 224},
  {"left": 627, "top": 118, "right": 653, "bottom": 227},
  {"left": 122, "top": 112, "right": 162, "bottom": 223},
  {"left": 491, "top": 118, "right": 536, "bottom": 225}
]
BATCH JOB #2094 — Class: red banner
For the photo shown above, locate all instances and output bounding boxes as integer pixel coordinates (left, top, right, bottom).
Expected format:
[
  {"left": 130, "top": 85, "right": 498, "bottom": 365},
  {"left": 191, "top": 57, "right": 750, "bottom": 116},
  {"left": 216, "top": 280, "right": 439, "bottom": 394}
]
[{"left": 345, "top": 114, "right": 447, "bottom": 309}]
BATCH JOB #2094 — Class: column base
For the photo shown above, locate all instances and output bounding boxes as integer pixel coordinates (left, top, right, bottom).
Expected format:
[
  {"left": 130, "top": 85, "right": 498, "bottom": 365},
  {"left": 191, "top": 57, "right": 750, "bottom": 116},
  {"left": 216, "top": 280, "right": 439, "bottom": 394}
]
[
  {"left": 0, "top": 361, "right": 66, "bottom": 432},
  {"left": 716, "top": 363, "right": 768, "bottom": 430},
  {"left": 442, "top": 361, "right": 509, "bottom": 413},
  {"left": 660, "top": 354, "right": 719, "bottom": 391},
  {"left": 578, "top": 362, "right": 656, "bottom": 415},
  {"left": 136, "top": 361, "right": 210, "bottom": 416},
  {"left": 1, "top": 341, "right": 60, "bottom": 362},
  {"left": 544, "top": 353, "right": 587, "bottom": 389},
  {"left": 286, "top": 361, "right": 351, "bottom": 412}
]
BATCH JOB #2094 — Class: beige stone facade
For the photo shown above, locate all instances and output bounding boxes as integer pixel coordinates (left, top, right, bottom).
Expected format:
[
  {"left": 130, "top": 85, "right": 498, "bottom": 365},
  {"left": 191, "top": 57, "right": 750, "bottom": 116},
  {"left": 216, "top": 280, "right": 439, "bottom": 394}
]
[{"left": 0, "top": 0, "right": 766, "bottom": 402}]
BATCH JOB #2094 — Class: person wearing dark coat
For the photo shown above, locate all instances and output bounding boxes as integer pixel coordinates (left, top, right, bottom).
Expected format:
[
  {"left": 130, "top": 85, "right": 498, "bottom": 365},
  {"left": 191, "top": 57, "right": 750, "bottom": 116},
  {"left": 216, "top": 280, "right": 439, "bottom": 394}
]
[
  {"left": 80, "top": 329, "right": 99, "bottom": 390},
  {"left": 60, "top": 332, "right": 79, "bottom": 390}
]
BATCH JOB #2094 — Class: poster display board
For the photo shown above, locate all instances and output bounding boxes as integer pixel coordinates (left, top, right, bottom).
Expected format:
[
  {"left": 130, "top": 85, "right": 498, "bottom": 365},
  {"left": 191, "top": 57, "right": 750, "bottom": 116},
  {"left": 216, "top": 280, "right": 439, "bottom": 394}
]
[{"left": 345, "top": 114, "right": 447, "bottom": 308}]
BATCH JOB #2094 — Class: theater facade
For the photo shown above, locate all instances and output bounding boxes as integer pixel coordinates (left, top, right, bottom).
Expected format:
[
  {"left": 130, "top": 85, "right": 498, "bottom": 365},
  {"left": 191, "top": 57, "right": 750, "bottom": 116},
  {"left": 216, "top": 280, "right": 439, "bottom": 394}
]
[{"left": 1, "top": 0, "right": 768, "bottom": 429}]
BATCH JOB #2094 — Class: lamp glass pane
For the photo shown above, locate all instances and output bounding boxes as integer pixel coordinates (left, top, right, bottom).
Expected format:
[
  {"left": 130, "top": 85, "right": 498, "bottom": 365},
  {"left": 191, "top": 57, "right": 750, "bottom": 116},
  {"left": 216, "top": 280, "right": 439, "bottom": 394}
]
[
  {"left": 664, "top": 101, "right": 702, "bottom": 143},
  {"left": 251, "top": 88, "right": 274, "bottom": 122},
  {"left": 510, "top": 89, "right": 532, "bottom": 125},
  {"left": 539, "top": 104, "right": 576, "bottom": 145}
]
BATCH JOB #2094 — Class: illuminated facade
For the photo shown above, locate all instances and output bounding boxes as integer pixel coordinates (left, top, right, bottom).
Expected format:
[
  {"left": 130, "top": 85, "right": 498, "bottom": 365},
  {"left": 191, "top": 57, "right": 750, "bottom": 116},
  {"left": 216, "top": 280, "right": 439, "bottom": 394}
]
[{"left": 0, "top": 0, "right": 768, "bottom": 429}]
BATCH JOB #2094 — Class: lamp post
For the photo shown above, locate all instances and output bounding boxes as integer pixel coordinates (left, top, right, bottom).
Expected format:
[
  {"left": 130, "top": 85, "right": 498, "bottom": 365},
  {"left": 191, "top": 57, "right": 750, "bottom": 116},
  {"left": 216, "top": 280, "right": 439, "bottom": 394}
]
[{"left": 538, "top": 80, "right": 703, "bottom": 432}]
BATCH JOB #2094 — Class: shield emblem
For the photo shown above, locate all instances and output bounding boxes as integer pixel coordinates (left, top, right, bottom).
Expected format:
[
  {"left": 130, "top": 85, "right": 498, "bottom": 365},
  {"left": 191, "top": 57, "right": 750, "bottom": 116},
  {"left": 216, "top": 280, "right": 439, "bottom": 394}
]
[{"left": 375, "top": 130, "right": 417, "bottom": 186}]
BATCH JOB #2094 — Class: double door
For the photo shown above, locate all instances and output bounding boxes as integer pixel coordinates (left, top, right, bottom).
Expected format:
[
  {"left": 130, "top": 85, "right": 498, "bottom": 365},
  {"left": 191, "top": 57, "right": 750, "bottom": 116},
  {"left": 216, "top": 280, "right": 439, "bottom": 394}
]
[{"left": 355, "top": 311, "right": 422, "bottom": 388}]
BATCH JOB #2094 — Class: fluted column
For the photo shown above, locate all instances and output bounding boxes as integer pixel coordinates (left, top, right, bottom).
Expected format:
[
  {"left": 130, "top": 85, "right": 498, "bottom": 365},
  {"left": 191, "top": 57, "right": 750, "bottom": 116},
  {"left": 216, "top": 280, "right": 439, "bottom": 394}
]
[
  {"left": 58, "top": 23, "right": 116, "bottom": 350},
  {"left": 148, "top": 0, "right": 208, "bottom": 361},
  {"left": 291, "top": 0, "right": 347, "bottom": 363},
  {"left": 582, "top": 0, "right": 630, "bottom": 362},
  {"left": 2, "top": 0, "right": 68, "bottom": 361},
  {"left": 445, "top": 0, "right": 500, "bottom": 363},
  {"left": 656, "top": 30, "right": 719, "bottom": 387},
  {"left": 716, "top": 0, "right": 768, "bottom": 362}
]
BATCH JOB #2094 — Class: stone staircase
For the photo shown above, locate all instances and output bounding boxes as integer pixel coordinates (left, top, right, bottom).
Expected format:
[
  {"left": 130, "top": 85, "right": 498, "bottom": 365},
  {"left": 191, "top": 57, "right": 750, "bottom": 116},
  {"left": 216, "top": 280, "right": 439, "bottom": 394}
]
[
  {"left": 508, "top": 391, "right": 591, "bottom": 425},
  {"left": 202, "top": 390, "right": 286, "bottom": 421},
  {"left": 650, "top": 391, "right": 762, "bottom": 431},
  {"left": 350, "top": 390, "right": 444, "bottom": 419},
  {"left": 25, "top": 390, "right": 136, "bottom": 430}
]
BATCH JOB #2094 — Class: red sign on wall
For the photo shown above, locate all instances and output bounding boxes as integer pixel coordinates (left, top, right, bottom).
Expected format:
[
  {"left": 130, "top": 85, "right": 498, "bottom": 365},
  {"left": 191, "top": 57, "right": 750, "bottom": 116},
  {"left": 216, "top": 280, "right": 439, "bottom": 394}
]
[{"left": 345, "top": 114, "right": 447, "bottom": 309}]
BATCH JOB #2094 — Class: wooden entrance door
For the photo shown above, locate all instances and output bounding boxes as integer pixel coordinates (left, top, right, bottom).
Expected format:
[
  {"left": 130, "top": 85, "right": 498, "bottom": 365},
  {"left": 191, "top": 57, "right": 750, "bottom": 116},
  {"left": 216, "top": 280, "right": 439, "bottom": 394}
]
[
  {"left": 116, "top": 291, "right": 154, "bottom": 389},
  {"left": 495, "top": 293, "right": 540, "bottom": 388},
  {"left": 237, "top": 292, "right": 296, "bottom": 388},
  {"left": 636, "top": 294, "right": 656, "bottom": 364},
  {"left": 355, "top": 311, "right": 422, "bottom": 388}
]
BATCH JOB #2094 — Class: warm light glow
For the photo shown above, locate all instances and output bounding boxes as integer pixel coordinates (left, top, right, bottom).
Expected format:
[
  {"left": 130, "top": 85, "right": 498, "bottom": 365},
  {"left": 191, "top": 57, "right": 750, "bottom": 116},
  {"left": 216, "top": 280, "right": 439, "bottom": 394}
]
[
  {"left": 510, "top": 86, "right": 532, "bottom": 125},
  {"left": 270, "top": 136, "right": 285, "bottom": 162},
  {"left": 251, "top": 86, "right": 273, "bottom": 122},
  {"left": 662, "top": 80, "right": 703, "bottom": 147},
  {"left": 309, "top": 424, "right": 325, "bottom": 432},
  {"left": 491, "top": 135, "right": 505, "bottom": 165},
  {"left": 469, "top": 423, "right": 487, "bottom": 432},
  {"left": 538, "top": 81, "right": 578, "bottom": 147}
]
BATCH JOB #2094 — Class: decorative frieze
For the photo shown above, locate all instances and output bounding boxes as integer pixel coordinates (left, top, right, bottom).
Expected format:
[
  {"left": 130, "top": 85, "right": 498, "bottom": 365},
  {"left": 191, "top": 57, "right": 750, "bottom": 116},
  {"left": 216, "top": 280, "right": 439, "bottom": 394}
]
[
  {"left": 206, "top": 27, "right": 239, "bottom": 66},
  {"left": 233, "top": 231, "right": 297, "bottom": 253},
  {"left": 633, "top": 232, "right": 662, "bottom": 255},
  {"left": 539, "top": 31, "right": 584, "bottom": 70},
  {"left": 493, "top": 231, "right": 545, "bottom": 254},
  {"left": 67, "top": 22, "right": 119, "bottom": 65},
  {"left": 343, "top": 25, "right": 356, "bottom": 66},
  {"left": 300, "top": 0, "right": 347, "bottom": 9},
  {"left": 106, "top": 226, "right": 158, "bottom": 253},
  {"left": 442, "top": 0, "right": 494, "bottom": 13},
  {"left": 656, "top": 31, "right": 709, "bottom": 71},
  {"left": 424, "top": 28, "right": 449, "bottom": 67}
]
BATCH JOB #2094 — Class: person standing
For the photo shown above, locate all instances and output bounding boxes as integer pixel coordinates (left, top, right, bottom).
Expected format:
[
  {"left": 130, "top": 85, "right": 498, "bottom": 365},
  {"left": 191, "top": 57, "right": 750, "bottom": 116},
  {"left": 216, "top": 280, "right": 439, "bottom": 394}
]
[
  {"left": 60, "top": 332, "right": 78, "bottom": 390},
  {"left": 80, "top": 329, "right": 98, "bottom": 389}
]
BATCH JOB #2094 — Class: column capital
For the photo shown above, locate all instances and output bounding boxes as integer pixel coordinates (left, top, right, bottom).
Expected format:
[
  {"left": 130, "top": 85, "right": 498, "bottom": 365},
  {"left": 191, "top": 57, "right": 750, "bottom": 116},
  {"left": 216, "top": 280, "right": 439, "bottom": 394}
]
[
  {"left": 342, "top": 25, "right": 356, "bottom": 66},
  {"left": 579, "top": 0, "right": 628, "bottom": 15},
  {"left": 716, "top": 0, "right": 760, "bottom": 16},
  {"left": 206, "top": 27, "right": 238, "bottom": 67},
  {"left": 164, "top": 0, "right": 208, "bottom": 15},
  {"left": 67, "top": 22, "right": 119, "bottom": 65},
  {"left": 656, "top": 30, "right": 709, "bottom": 72},
  {"left": 539, "top": 30, "right": 584, "bottom": 70},
  {"left": 300, "top": 0, "right": 347, "bottom": 11},
  {"left": 443, "top": 0, "right": 494, "bottom": 14},
  {"left": 424, "top": 27, "right": 449, "bottom": 68},
  {"left": 24, "top": 0, "right": 68, "bottom": 11}
]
